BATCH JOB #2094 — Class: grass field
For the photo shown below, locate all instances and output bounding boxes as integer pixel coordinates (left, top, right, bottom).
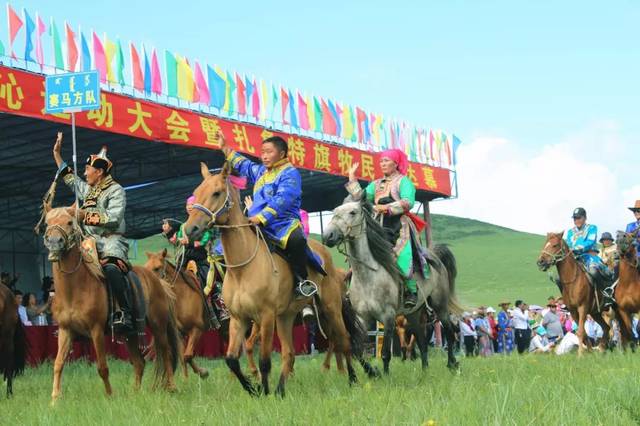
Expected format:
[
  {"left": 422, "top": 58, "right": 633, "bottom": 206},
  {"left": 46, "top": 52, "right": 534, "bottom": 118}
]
[
  {"left": 129, "top": 214, "right": 551, "bottom": 309},
  {"left": 4, "top": 350, "right": 640, "bottom": 425}
]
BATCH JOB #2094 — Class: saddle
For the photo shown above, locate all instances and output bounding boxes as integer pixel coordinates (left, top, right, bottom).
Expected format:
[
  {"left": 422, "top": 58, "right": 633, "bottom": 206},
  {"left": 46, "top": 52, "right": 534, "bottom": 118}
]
[
  {"left": 263, "top": 238, "right": 327, "bottom": 276},
  {"left": 80, "top": 237, "right": 146, "bottom": 336}
]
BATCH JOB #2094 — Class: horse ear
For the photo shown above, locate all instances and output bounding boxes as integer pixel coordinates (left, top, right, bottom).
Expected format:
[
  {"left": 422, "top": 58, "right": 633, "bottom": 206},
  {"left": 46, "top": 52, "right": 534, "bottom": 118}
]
[
  {"left": 161, "top": 248, "right": 168, "bottom": 258},
  {"left": 221, "top": 161, "right": 230, "bottom": 178},
  {"left": 65, "top": 206, "right": 76, "bottom": 217},
  {"left": 145, "top": 251, "right": 152, "bottom": 259},
  {"left": 200, "top": 162, "right": 211, "bottom": 180}
]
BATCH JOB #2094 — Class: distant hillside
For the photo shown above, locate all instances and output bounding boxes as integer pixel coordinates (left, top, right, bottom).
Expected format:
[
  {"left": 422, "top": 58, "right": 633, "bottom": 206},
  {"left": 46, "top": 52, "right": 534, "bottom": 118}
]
[{"left": 131, "top": 215, "right": 554, "bottom": 308}]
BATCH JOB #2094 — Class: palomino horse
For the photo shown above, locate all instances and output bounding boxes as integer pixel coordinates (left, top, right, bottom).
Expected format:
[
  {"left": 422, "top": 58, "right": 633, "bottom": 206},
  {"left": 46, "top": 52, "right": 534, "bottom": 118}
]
[
  {"left": 612, "top": 231, "right": 640, "bottom": 348},
  {"left": 537, "top": 232, "right": 610, "bottom": 353},
  {"left": 145, "top": 249, "right": 216, "bottom": 379},
  {"left": 182, "top": 163, "right": 367, "bottom": 397},
  {"left": 322, "top": 200, "right": 462, "bottom": 374},
  {"left": 42, "top": 206, "right": 181, "bottom": 401},
  {"left": 0, "top": 283, "right": 26, "bottom": 397}
]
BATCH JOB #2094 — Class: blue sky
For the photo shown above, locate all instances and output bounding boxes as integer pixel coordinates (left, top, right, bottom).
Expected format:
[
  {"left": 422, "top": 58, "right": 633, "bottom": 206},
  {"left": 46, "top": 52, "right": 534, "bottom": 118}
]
[{"left": 5, "top": 1, "right": 640, "bottom": 233}]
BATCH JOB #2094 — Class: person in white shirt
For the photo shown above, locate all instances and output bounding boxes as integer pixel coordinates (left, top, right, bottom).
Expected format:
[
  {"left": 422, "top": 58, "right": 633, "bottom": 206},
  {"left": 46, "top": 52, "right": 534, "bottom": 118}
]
[
  {"left": 555, "top": 323, "right": 580, "bottom": 355},
  {"left": 459, "top": 312, "right": 477, "bottom": 357},
  {"left": 14, "top": 291, "right": 32, "bottom": 326},
  {"left": 512, "top": 300, "right": 531, "bottom": 354},
  {"left": 529, "top": 326, "right": 553, "bottom": 353},
  {"left": 584, "top": 315, "right": 603, "bottom": 347}
]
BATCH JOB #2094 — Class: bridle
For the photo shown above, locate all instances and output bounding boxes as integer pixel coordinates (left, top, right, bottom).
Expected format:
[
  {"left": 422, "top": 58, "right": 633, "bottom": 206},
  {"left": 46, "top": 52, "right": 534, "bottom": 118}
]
[
  {"left": 44, "top": 222, "right": 83, "bottom": 274},
  {"left": 540, "top": 239, "right": 579, "bottom": 286},
  {"left": 191, "top": 182, "right": 234, "bottom": 230},
  {"left": 333, "top": 205, "right": 378, "bottom": 271}
]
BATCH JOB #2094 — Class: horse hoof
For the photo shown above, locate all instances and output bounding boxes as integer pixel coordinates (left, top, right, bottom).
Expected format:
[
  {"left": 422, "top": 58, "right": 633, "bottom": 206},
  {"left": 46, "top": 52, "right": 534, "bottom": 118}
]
[{"left": 198, "top": 369, "right": 210, "bottom": 379}]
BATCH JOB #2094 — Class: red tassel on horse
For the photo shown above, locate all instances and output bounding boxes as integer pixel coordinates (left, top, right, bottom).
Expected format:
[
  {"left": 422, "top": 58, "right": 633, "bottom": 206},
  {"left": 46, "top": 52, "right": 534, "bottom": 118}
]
[{"left": 406, "top": 211, "right": 427, "bottom": 232}]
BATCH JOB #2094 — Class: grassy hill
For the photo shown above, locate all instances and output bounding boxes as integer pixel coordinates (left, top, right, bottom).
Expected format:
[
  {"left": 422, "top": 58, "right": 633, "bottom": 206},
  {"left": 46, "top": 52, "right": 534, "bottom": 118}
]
[{"left": 131, "top": 215, "right": 554, "bottom": 309}]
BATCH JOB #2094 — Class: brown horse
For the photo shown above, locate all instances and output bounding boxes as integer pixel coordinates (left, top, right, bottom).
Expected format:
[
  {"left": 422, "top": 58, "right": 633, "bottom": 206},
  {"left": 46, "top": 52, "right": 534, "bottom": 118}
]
[
  {"left": 145, "top": 248, "right": 213, "bottom": 379},
  {"left": 612, "top": 231, "right": 640, "bottom": 348},
  {"left": 0, "top": 283, "right": 26, "bottom": 397},
  {"left": 182, "top": 163, "right": 367, "bottom": 397},
  {"left": 43, "top": 206, "right": 181, "bottom": 402},
  {"left": 537, "top": 232, "right": 610, "bottom": 354}
]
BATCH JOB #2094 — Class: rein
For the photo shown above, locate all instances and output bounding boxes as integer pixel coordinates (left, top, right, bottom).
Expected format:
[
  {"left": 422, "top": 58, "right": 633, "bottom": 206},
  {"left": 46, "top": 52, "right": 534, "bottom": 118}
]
[
  {"left": 332, "top": 209, "right": 378, "bottom": 272},
  {"left": 542, "top": 243, "right": 579, "bottom": 287},
  {"left": 45, "top": 223, "right": 83, "bottom": 275}
]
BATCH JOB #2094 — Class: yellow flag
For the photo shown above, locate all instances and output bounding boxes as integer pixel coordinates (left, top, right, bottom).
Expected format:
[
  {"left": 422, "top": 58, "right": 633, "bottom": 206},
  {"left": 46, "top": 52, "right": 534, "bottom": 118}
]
[
  {"left": 177, "top": 56, "right": 195, "bottom": 102},
  {"left": 104, "top": 34, "right": 116, "bottom": 83}
]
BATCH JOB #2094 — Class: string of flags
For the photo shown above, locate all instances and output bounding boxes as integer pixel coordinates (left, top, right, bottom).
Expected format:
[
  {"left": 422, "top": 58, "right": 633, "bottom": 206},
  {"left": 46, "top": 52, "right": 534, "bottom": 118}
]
[{"left": 1, "top": 4, "right": 461, "bottom": 168}]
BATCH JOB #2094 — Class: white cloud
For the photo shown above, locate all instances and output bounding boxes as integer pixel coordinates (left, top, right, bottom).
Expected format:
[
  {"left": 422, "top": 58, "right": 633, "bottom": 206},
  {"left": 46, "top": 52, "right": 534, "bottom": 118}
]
[{"left": 431, "top": 126, "right": 638, "bottom": 236}]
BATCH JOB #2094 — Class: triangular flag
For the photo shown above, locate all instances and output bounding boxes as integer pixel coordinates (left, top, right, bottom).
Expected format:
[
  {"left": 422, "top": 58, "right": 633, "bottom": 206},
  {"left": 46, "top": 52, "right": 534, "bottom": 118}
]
[
  {"left": 92, "top": 32, "right": 106, "bottom": 82},
  {"left": 35, "top": 14, "right": 46, "bottom": 66},
  {"left": 7, "top": 5, "right": 23, "bottom": 59},
  {"left": 24, "top": 9, "right": 35, "bottom": 62},
  {"left": 80, "top": 32, "right": 91, "bottom": 71},
  {"left": 208, "top": 65, "right": 226, "bottom": 109},
  {"left": 151, "top": 49, "right": 162, "bottom": 95},
  {"left": 51, "top": 20, "right": 64, "bottom": 69},
  {"left": 194, "top": 62, "right": 210, "bottom": 105},
  {"left": 130, "top": 43, "right": 144, "bottom": 91},
  {"left": 65, "top": 23, "right": 78, "bottom": 71}
]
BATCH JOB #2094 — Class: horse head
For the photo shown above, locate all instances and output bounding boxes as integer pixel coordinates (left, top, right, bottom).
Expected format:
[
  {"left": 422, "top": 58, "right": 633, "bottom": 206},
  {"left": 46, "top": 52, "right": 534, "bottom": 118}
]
[
  {"left": 616, "top": 230, "right": 637, "bottom": 260},
  {"left": 144, "top": 248, "right": 169, "bottom": 277},
  {"left": 183, "top": 162, "right": 235, "bottom": 241},
  {"left": 537, "top": 232, "right": 567, "bottom": 271},
  {"left": 322, "top": 200, "right": 369, "bottom": 247},
  {"left": 43, "top": 206, "right": 80, "bottom": 262}
]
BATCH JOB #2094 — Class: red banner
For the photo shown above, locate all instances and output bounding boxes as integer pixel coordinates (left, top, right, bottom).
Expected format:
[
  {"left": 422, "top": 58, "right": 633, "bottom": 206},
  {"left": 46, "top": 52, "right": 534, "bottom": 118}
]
[{"left": 0, "top": 66, "right": 451, "bottom": 195}]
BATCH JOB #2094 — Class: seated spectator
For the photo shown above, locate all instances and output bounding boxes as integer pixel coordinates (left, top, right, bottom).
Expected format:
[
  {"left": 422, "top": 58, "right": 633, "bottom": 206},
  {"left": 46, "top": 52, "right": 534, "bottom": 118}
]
[
  {"left": 23, "top": 292, "right": 50, "bottom": 325},
  {"left": 459, "top": 312, "right": 477, "bottom": 357},
  {"left": 542, "top": 303, "right": 564, "bottom": 343},
  {"left": 14, "top": 290, "right": 31, "bottom": 326},
  {"left": 529, "top": 326, "right": 553, "bottom": 353},
  {"left": 555, "top": 323, "right": 580, "bottom": 355},
  {"left": 585, "top": 315, "right": 603, "bottom": 347}
]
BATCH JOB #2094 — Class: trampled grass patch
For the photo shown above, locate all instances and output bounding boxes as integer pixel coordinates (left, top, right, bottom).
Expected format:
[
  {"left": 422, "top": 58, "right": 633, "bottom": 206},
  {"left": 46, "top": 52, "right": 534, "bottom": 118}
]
[{"left": 3, "top": 350, "right": 640, "bottom": 425}]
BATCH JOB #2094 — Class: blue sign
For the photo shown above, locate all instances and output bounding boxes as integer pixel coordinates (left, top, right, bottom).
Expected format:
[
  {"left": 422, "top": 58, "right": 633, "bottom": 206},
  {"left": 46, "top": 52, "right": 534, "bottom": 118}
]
[{"left": 45, "top": 71, "right": 101, "bottom": 114}]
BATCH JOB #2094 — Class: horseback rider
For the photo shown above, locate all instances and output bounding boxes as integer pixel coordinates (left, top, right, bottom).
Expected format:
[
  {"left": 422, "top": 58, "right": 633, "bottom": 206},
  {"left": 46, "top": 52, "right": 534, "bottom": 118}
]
[
  {"left": 565, "top": 207, "right": 615, "bottom": 309},
  {"left": 52, "top": 132, "right": 134, "bottom": 334},
  {"left": 161, "top": 195, "right": 222, "bottom": 329},
  {"left": 598, "top": 232, "right": 619, "bottom": 274},
  {"left": 346, "top": 149, "right": 426, "bottom": 308},
  {"left": 625, "top": 200, "right": 640, "bottom": 260},
  {"left": 217, "top": 131, "right": 318, "bottom": 298}
]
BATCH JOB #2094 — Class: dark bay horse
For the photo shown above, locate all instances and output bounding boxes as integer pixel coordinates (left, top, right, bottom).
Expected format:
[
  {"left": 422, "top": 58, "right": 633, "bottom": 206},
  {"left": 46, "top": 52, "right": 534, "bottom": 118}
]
[
  {"left": 43, "top": 206, "right": 181, "bottom": 402},
  {"left": 612, "top": 231, "right": 640, "bottom": 348},
  {"left": 145, "top": 249, "right": 215, "bottom": 379},
  {"left": 537, "top": 232, "right": 610, "bottom": 353},
  {"left": 0, "top": 283, "right": 26, "bottom": 397},
  {"left": 182, "top": 163, "right": 367, "bottom": 397}
]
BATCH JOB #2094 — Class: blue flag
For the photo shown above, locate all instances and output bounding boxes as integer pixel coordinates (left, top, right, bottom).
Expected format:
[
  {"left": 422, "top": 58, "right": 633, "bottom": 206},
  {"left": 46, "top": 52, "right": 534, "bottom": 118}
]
[
  {"left": 81, "top": 32, "right": 91, "bottom": 71},
  {"left": 143, "top": 48, "right": 152, "bottom": 94},
  {"left": 208, "top": 66, "right": 226, "bottom": 109},
  {"left": 452, "top": 135, "right": 462, "bottom": 166},
  {"left": 24, "top": 9, "right": 35, "bottom": 62},
  {"left": 288, "top": 89, "right": 298, "bottom": 128}
]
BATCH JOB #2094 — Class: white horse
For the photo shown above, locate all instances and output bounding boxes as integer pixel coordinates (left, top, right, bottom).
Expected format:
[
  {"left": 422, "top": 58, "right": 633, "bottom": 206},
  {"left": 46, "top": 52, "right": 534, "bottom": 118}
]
[{"left": 323, "top": 200, "right": 462, "bottom": 373}]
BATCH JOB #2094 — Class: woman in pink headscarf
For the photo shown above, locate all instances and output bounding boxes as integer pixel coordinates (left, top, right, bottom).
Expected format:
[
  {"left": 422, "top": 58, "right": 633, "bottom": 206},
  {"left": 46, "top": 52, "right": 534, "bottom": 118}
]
[{"left": 346, "top": 149, "right": 424, "bottom": 308}]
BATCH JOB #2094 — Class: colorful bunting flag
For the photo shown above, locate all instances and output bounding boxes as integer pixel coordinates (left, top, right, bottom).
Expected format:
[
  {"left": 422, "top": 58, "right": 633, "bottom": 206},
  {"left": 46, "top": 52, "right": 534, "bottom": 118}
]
[
  {"left": 207, "top": 65, "right": 226, "bottom": 109},
  {"left": 35, "top": 13, "right": 45, "bottom": 66},
  {"left": 297, "top": 92, "right": 309, "bottom": 130},
  {"left": 313, "top": 97, "right": 323, "bottom": 133},
  {"left": 51, "top": 20, "right": 64, "bottom": 69},
  {"left": 130, "top": 43, "right": 143, "bottom": 91},
  {"left": 251, "top": 79, "right": 260, "bottom": 119},
  {"left": 452, "top": 135, "right": 462, "bottom": 166},
  {"left": 177, "top": 56, "right": 196, "bottom": 102},
  {"left": 194, "top": 62, "right": 210, "bottom": 105},
  {"left": 104, "top": 35, "right": 117, "bottom": 83},
  {"left": 0, "top": 40, "right": 4, "bottom": 56},
  {"left": 236, "top": 73, "right": 246, "bottom": 114},
  {"left": 259, "top": 80, "right": 268, "bottom": 121},
  {"left": 225, "top": 70, "right": 236, "bottom": 113},
  {"left": 165, "top": 50, "right": 178, "bottom": 97},
  {"left": 288, "top": 89, "right": 298, "bottom": 128},
  {"left": 93, "top": 32, "right": 107, "bottom": 82},
  {"left": 342, "top": 105, "right": 355, "bottom": 141},
  {"left": 80, "top": 32, "right": 91, "bottom": 71},
  {"left": 7, "top": 5, "right": 23, "bottom": 59},
  {"left": 321, "top": 99, "right": 336, "bottom": 136},
  {"left": 328, "top": 100, "right": 341, "bottom": 136},
  {"left": 151, "top": 49, "right": 162, "bottom": 95},
  {"left": 307, "top": 96, "right": 316, "bottom": 132},
  {"left": 281, "top": 87, "right": 290, "bottom": 124},
  {"left": 116, "top": 39, "right": 126, "bottom": 85},
  {"left": 143, "top": 46, "right": 152, "bottom": 94},
  {"left": 24, "top": 9, "right": 35, "bottom": 62},
  {"left": 65, "top": 23, "right": 78, "bottom": 71}
]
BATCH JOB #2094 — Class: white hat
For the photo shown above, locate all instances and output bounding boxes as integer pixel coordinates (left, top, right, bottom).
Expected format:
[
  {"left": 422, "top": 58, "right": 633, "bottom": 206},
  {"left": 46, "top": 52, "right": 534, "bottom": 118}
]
[{"left": 486, "top": 307, "right": 496, "bottom": 313}]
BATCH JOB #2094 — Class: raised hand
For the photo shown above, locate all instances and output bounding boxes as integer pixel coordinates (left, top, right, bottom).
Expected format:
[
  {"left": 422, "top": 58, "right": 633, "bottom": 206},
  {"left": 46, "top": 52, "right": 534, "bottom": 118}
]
[{"left": 348, "top": 162, "right": 359, "bottom": 181}]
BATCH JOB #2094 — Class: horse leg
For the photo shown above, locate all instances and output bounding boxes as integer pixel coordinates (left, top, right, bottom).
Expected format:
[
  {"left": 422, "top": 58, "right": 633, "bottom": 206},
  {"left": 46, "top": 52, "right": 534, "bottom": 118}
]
[
  {"left": 246, "top": 322, "right": 260, "bottom": 378},
  {"left": 89, "top": 326, "right": 114, "bottom": 395},
  {"left": 322, "top": 343, "right": 333, "bottom": 371},
  {"left": 593, "top": 312, "right": 611, "bottom": 352},
  {"left": 576, "top": 306, "right": 587, "bottom": 356},
  {"left": 615, "top": 310, "right": 632, "bottom": 352},
  {"left": 149, "top": 319, "right": 178, "bottom": 392},
  {"left": 257, "top": 314, "right": 275, "bottom": 396},
  {"left": 124, "top": 337, "right": 146, "bottom": 391},
  {"left": 225, "top": 317, "right": 257, "bottom": 396},
  {"left": 335, "top": 351, "right": 346, "bottom": 374},
  {"left": 381, "top": 317, "right": 395, "bottom": 375},
  {"left": 185, "top": 327, "right": 208, "bottom": 379},
  {"left": 274, "top": 315, "right": 296, "bottom": 398},
  {"left": 407, "top": 311, "right": 428, "bottom": 369},
  {"left": 51, "top": 327, "right": 73, "bottom": 402}
]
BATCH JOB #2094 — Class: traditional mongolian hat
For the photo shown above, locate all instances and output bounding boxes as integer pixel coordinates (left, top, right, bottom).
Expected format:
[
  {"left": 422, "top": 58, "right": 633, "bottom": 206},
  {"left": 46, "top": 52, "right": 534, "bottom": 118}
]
[
  {"left": 86, "top": 146, "right": 113, "bottom": 173},
  {"left": 628, "top": 200, "right": 640, "bottom": 212}
]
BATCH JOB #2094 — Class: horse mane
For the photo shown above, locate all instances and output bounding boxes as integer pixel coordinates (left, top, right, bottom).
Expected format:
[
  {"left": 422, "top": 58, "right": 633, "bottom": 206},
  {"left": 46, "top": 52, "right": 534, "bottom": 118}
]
[{"left": 360, "top": 202, "right": 404, "bottom": 283}]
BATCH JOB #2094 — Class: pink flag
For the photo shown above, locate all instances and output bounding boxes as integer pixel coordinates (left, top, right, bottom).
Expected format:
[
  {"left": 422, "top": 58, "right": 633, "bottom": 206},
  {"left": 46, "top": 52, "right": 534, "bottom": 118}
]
[
  {"left": 251, "top": 79, "right": 260, "bottom": 119},
  {"left": 35, "top": 14, "right": 46, "bottom": 66},
  {"left": 65, "top": 23, "right": 78, "bottom": 71},
  {"left": 194, "top": 62, "right": 210, "bottom": 105},
  {"left": 297, "top": 93, "right": 309, "bottom": 130},
  {"left": 92, "top": 32, "right": 107, "bottom": 82},
  {"left": 151, "top": 49, "right": 163, "bottom": 95}
]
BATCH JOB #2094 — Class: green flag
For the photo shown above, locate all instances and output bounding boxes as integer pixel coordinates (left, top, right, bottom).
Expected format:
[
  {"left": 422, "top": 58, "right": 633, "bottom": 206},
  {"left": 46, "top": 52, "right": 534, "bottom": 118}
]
[
  {"left": 225, "top": 70, "right": 236, "bottom": 113},
  {"left": 165, "top": 50, "right": 178, "bottom": 97},
  {"left": 313, "top": 97, "right": 323, "bottom": 132},
  {"left": 0, "top": 40, "right": 4, "bottom": 57},
  {"left": 51, "top": 20, "right": 64, "bottom": 69},
  {"left": 116, "top": 39, "right": 126, "bottom": 85},
  {"left": 270, "top": 84, "right": 279, "bottom": 120}
]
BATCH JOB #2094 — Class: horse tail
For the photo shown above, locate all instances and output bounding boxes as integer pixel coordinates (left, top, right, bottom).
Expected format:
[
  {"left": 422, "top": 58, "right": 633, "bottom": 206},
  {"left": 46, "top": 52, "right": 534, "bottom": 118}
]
[
  {"left": 12, "top": 320, "right": 27, "bottom": 377},
  {"left": 152, "top": 276, "right": 181, "bottom": 386},
  {"left": 340, "top": 296, "right": 367, "bottom": 358},
  {"left": 432, "top": 244, "right": 464, "bottom": 316}
]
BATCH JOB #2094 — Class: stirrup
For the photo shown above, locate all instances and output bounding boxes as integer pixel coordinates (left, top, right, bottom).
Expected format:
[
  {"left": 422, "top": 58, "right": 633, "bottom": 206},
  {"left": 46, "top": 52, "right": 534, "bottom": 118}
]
[{"left": 297, "top": 280, "right": 318, "bottom": 297}]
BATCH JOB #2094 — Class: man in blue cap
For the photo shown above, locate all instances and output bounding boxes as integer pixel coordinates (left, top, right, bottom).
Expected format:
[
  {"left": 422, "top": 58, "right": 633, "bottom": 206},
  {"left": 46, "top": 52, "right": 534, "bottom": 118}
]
[{"left": 565, "top": 207, "right": 615, "bottom": 309}]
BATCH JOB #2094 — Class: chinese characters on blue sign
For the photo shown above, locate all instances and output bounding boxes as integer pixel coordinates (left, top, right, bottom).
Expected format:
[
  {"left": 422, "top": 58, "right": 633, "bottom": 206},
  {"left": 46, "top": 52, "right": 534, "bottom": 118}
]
[{"left": 45, "top": 71, "right": 101, "bottom": 114}]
